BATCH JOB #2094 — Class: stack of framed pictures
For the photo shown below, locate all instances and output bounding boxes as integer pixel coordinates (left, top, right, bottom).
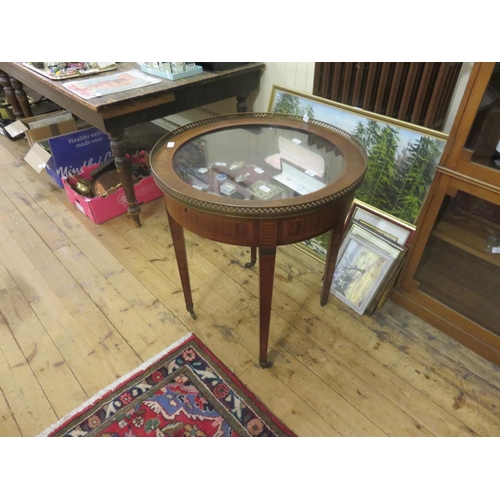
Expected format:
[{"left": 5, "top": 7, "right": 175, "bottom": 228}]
[{"left": 330, "top": 201, "right": 413, "bottom": 315}]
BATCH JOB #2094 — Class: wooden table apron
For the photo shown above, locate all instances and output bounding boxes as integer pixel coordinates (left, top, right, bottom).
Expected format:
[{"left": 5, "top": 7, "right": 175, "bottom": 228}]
[
  {"left": 0, "top": 62, "right": 265, "bottom": 227},
  {"left": 151, "top": 114, "right": 366, "bottom": 367}
]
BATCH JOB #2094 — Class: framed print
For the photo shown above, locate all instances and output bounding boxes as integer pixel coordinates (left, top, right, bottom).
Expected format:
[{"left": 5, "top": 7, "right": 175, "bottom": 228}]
[
  {"left": 349, "top": 222, "right": 403, "bottom": 259},
  {"left": 348, "top": 199, "right": 414, "bottom": 248},
  {"left": 330, "top": 232, "right": 395, "bottom": 315},
  {"left": 269, "top": 85, "right": 448, "bottom": 261},
  {"left": 347, "top": 220, "right": 409, "bottom": 315}
]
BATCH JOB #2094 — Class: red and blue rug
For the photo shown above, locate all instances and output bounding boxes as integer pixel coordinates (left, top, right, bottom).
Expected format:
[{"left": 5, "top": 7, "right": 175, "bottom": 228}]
[{"left": 40, "top": 333, "right": 294, "bottom": 437}]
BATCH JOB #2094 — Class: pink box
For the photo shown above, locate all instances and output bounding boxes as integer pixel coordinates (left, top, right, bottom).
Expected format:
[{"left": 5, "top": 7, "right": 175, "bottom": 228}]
[{"left": 62, "top": 164, "right": 163, "bottom": 224}]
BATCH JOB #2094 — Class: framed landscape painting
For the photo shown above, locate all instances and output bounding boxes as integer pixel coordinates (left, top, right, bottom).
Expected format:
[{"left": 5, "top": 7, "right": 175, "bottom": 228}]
[
  {"left": 268, "top": 85, "right": 448, "bottom": 260},
  {"left": 330, "top": 232, "right": 395, "bottom": 315}
]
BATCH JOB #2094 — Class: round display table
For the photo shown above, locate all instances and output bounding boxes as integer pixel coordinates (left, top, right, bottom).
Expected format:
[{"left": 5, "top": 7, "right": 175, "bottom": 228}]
[{"left": 151, "top": 113, "right": 366, "bottom": 367}]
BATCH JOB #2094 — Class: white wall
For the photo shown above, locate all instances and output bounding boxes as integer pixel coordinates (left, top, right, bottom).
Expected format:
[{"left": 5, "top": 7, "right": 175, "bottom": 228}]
[
  {"left": 251, "top": 62, "right": 316, "bottom": 112},
  {"left": 442, "top": 62, "right": 474, "bottom": 134}
]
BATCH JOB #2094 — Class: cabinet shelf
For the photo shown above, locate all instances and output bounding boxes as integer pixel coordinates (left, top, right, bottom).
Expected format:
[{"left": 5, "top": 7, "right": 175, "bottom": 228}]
[{"left": 432, "top": 211, "right": 500, "bottom": 268}]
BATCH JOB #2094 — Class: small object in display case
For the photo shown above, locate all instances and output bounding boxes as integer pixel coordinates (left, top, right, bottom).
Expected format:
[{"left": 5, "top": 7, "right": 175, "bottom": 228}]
[
  {"left": 235, "top": 172, "right": 250, "bottom": 183},
  {"left": 273, "top": 158, "right": 326, "bottom": 196},
  {"left": 220, "top": 182, "right": 237, "bottom": 196},
  {"left": 230, "top": 161, "right": 245, "bottom": 170},
  {"left": 248, "top": 180, "right": 285, "bottom": 200},
  {"left": 192, "top": 180, "right": 209, "bottom": 191}
]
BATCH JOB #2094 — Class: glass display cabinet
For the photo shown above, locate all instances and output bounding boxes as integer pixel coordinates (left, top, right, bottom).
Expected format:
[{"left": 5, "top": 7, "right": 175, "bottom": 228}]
[
  {"left": 151, "top": 113, "right": 366, "bottom": 367},
  {"left": 392, "top": 63, "right": 500, "bottom": 367}
]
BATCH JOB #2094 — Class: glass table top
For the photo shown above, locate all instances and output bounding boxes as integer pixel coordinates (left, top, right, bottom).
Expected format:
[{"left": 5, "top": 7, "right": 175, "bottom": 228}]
[{"left": 171, "top": 124, "right": 345, "bottom": 201}]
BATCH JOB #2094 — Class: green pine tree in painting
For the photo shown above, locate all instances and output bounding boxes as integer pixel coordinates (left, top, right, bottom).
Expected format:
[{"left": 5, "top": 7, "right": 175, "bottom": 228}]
[
  {"left": 391, "top": 135, "right": 442, "bottom": 222},
  {"left": 352, "top": 119, "right": 382, "bottom": 155},
  {"left": 354, "top": 121, "right": 399, "bottom": 213},
  {"left": 273, "top": 92, "right": 314, "bottom": 118},
  {"left": 352, "top": 122, "right": 368, "bottom": 149}
]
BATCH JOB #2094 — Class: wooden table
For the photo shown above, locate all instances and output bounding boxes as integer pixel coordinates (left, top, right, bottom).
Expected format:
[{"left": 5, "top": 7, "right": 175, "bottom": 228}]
[
  {"left": 0, "top": 62, "right": 265, "bottom": 226},
  {"left": 151, "top": 113, "right": 366, "bottom": 367}
]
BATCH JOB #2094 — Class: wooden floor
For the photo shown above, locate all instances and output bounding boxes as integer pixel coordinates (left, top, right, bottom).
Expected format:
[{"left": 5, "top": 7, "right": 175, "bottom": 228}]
[{"left": 2, "top": 133, "right": 500, "bottom": 438}]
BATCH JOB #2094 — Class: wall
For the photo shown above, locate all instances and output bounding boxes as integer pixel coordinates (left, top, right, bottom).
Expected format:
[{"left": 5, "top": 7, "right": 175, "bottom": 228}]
[{"left": 442, "top": 62, "right": 474, "bottom": 134}]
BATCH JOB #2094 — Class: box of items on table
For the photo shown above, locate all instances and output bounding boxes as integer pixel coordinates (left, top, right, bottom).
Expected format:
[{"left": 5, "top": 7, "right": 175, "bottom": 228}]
[
  {"left": 5, "top": 110, "right": 113, "bottom": 188},
  {"left": 140, "top": 62, "right": 203, "bottom": 80},
  {"left": 62, "top": 151, "right": 163, "bottom": 224}
]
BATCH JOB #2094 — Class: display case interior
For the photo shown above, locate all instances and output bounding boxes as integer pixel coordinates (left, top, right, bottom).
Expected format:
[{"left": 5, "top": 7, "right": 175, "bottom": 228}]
[
  {"left": 171, "top": 125, "right": 345, "bottom": 201},
  {"left": 414, "top": 190, "right": 500, "bottom": 337}
]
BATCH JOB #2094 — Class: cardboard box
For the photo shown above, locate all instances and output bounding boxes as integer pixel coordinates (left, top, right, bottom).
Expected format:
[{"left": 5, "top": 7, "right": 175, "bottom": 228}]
[
  {"left": 23, "top": 122, "right": 113, "bottom": 188},
  {"left": 6, "top": 110, "right": 113, "bottom": 187},
  {"left": 5, "top": 110, "right": 76, "bottom": 145},
  {"left": 62, "top": 164, "right": 163, "bottom": 224}
]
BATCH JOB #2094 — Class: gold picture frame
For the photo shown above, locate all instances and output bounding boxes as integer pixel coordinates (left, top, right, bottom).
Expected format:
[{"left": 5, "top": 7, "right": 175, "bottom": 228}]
[{"left": 268, "top": 85, "right": 448, "bottom": 261}]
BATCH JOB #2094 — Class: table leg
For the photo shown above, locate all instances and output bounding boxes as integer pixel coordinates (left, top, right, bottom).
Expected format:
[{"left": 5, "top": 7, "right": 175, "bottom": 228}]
[
  {"left": 245, "top": 246, "right": 257, "bottom": 268},
  {"left": 236, "top": 94, "right": 250, "bottom": 113},
  {"left": 0, "top": 71, "right": 27, "bottom": 119},
  {"left": 108, "top": 130, "right": 141, "bottom": 228},
  {"left": 166, "top": 209, "right": 196, "bottom": 319},
  {"left": 320, "top": 223, "right": 345, "bottom": 306},
  {"left": 259, "top": 246, "right": 276, "bottom": 368},
  {"left": 11, "top": 77, "right": 33, "bottom": 118}
]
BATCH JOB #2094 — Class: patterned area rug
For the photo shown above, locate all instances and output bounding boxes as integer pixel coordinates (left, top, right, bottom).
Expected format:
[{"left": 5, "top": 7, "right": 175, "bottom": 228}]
[{"left": 40, "top": 333, "right": 295, "bottom": 437}]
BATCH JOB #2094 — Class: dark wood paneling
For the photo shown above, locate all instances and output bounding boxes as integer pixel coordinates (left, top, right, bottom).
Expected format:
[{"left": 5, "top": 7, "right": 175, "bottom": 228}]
[{"left": 314, "top": 62, "right": 463, "bottom": 131}]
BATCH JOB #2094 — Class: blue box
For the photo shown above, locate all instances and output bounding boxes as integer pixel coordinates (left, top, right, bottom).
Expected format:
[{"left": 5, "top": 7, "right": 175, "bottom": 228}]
[
  {"left": 24, "top": 126, "right": 113, "bottom": 188},
  {"left": 45, "top": 128, "right": 113, "bottom": 187}
]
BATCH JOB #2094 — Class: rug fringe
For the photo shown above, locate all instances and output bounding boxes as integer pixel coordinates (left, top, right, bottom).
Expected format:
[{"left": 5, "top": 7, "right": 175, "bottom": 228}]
[{"left": 38, "top": 332, "right": 195, "bottom": 437}]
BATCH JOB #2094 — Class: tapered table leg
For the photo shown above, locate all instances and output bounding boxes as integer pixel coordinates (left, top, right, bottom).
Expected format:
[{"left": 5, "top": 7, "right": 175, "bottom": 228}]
[
  {"left": 245, "top": 246, "right": 257, "bottom": 268},
  {"left": 166, "top": 209, "right": 196, "bottom": 319},
  {"left": 108, "top": 130, "right": 141, "bottom": 227},
  {"left": 320, "top": 223, "right": 345, "bottom": 306},
  {"left": 258, "top": 246, "right": 277, "bottom": 368}
]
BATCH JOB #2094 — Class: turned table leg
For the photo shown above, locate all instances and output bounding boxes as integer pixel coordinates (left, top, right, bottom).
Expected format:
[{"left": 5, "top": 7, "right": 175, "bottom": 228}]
[
  {"left": 108, "top": 130, "right": 141, "bottom": 227},
  {"left": 0, "top": 70, "right": 30, "bottom": 119},
  {"left": 320, "top": 223, "right": 345, "bottom": 306},
  {"left": 11, "top": 77, "right": 32, "bottom": 118},
  {"left": 236, "top": 94, "right": 249, "bottom": 113},
  {"left": 167, "top": 209, "right": 196, "bottom": 319}
]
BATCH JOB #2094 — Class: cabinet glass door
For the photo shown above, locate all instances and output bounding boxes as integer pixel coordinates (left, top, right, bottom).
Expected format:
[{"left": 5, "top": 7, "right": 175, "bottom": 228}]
[
  {"left": 466, "top": 63, "right": 500, "bottom": 169},
  {"left": 414, "top": 190, "right": 500, "bottom": 337}
]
